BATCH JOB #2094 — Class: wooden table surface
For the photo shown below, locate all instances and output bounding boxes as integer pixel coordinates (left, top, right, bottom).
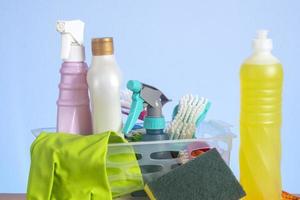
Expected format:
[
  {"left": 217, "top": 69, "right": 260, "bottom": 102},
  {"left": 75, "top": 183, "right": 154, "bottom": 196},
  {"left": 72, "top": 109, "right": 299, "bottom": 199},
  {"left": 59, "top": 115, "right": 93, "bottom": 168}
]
[
  {"left": 1, "top": 193, "right": 299, "bottom": 199},
  {"left": 0, "top": 194, "right": 146, "bottom": 200},
  {"left": 0, "top": 194, "right": 25, "bottom": 200}
]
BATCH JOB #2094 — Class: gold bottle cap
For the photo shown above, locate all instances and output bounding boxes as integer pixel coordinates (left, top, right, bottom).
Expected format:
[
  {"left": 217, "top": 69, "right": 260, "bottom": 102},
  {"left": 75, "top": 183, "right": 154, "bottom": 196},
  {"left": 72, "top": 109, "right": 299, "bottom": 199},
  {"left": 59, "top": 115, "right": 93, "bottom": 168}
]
[{"left": 92, "top": 37, "right": 114, "bottom": 56}]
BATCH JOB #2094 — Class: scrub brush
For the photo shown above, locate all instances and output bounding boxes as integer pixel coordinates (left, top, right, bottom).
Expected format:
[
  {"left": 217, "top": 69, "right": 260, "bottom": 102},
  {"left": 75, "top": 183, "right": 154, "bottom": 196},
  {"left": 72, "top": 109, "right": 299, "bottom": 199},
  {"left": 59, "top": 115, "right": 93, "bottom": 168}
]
[
  {"left": 178, "top": 141, "right": 211, "bottom": 164},
  {"left": 177, "top": 150, "right": 190, "bottom": 164},
  {"left": 166, "top": 95, "right": 211, "bottom": 139}
]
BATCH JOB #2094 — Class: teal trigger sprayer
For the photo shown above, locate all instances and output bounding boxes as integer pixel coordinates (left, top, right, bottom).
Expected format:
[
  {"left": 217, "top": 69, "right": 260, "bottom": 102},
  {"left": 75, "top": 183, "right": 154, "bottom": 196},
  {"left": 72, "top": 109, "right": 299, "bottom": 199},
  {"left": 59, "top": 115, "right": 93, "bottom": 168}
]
[{"left": 123, "top": 80, "right": 171, "bottom": 141}]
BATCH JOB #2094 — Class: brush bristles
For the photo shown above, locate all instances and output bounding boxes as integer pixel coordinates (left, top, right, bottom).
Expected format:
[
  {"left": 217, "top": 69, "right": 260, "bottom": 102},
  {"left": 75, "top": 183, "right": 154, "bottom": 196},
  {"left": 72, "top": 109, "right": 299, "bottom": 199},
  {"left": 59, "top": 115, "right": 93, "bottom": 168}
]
[{"left": 166, "top": 94, "right": 210, "bottom": 139}]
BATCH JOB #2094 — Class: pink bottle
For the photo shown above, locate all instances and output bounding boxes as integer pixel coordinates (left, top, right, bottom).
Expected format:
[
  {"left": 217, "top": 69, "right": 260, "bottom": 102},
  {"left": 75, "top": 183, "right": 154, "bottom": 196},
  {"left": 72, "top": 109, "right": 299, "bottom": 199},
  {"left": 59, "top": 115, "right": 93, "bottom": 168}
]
[{"left": 56, "top": 20, "right": 92, "bottom": 134}]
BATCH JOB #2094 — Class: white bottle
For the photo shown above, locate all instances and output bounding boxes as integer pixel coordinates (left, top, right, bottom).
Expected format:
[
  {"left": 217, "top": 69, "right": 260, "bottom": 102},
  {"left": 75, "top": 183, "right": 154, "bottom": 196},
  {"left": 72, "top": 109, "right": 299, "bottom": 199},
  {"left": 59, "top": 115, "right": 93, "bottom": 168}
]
[{"left": 87, "top": 37, "right": 122, "bottom": 134}]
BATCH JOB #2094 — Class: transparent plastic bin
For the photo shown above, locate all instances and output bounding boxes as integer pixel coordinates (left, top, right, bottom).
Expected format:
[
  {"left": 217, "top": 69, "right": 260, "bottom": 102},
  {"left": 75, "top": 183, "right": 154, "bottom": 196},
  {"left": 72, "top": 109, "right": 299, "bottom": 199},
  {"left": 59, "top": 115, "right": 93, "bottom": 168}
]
[{"left": 32, "top": 120, "right": 235, "bottom": 199}]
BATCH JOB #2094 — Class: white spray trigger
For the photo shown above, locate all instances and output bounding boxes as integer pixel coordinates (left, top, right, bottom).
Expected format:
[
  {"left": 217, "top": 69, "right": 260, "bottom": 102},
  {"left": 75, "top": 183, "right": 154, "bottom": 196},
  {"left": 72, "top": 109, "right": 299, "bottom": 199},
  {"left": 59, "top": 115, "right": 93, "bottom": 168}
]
[{"left": 56, "top": 20, "right": 85, "bottom": 61}]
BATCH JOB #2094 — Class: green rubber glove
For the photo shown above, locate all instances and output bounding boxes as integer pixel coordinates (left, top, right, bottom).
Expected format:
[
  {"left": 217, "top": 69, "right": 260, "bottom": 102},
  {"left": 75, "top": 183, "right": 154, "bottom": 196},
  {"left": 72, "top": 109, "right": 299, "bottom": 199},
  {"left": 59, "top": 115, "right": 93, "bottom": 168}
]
[{"left": 27, "top": 131, "right": 143, "bottom": 200}]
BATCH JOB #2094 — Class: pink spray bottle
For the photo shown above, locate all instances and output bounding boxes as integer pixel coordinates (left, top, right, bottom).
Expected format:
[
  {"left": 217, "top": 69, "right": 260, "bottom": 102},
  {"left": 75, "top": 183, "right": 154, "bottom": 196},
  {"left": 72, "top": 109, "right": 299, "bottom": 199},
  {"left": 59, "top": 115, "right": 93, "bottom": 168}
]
[{"left": 56, "top": 20, "right": 92, "bottom": 134}]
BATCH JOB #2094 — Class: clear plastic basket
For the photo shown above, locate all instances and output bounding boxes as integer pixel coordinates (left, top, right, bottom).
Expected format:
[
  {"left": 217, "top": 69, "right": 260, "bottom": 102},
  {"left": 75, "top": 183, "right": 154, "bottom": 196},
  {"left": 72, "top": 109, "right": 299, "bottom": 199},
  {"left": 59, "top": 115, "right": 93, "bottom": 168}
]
[{"left": 32, "top": 120, "right": 235, "bottom": 199}]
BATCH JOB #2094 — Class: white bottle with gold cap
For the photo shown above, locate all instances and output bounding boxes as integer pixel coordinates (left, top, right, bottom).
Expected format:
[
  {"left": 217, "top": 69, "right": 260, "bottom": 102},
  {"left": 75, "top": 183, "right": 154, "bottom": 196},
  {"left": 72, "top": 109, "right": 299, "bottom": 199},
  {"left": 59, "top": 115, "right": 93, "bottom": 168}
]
[{"left": 87, "top": 37, "right": 122, "bottom": 134}]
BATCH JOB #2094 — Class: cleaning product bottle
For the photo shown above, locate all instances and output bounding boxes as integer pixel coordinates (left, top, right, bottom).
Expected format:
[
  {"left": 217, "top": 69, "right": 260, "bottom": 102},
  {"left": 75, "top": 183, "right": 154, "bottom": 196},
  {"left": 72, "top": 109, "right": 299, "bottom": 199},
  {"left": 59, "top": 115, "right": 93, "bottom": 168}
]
[
  {"left": 56, "top": 20, "right": 92, "bottom": 134},
  {"left": 87, "top": 37, "right": 122, "bottom": 134},
  {"left": 240, "top": 30, "right": 283, "bottom": 199},
  {"left": 122, "top": 80, "right": 171, "bottom": 141}
]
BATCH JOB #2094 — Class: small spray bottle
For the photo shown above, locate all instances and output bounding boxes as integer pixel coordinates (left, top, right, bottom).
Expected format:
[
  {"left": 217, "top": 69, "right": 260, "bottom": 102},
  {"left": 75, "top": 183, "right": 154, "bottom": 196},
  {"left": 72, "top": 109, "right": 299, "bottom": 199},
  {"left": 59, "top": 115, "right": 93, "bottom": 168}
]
[
  {"left": 123, "top": 80, "right": 171, "bottom": 141},
  {"left": 56, "top": 20, "right": 92, "bottom": 134}
]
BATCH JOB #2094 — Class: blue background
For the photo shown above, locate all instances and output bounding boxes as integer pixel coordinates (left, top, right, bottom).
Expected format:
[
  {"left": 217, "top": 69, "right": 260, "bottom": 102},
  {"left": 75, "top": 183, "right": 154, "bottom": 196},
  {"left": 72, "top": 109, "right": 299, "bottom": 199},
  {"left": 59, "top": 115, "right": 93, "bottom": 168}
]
[{"left": 0, "top": 0, "right": 299, "bottom": 193}]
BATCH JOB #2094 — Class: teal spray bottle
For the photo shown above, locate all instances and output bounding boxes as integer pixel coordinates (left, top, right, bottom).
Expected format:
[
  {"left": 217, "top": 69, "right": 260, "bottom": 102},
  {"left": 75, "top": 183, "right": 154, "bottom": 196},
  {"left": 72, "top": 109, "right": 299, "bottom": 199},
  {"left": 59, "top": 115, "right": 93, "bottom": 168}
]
[{"left": 123, "top": 80, "right": 171, "bottom": 141}]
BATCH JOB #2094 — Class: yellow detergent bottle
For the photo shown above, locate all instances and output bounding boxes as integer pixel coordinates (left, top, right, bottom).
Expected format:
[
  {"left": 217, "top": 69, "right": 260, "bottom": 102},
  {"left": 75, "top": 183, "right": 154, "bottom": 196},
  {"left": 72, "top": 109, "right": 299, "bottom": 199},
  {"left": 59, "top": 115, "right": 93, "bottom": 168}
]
[{"left": 240, "top": 30, "right": 283, "bottom": 200}]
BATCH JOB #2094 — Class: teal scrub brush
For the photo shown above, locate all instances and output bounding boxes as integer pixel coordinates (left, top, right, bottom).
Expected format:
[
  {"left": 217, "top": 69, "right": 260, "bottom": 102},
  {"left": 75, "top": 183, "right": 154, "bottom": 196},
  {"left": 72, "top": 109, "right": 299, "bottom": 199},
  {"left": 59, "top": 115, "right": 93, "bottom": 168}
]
[{"left": 166, "top": 95, "right": 211, "bottom": 139}]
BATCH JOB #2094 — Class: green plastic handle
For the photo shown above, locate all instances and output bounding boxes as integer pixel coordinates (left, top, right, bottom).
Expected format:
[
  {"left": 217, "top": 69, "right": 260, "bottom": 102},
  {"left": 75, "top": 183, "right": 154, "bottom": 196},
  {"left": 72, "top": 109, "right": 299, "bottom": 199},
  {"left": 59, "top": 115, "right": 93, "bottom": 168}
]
[{"left": 122, "top": 81, "right": 144, "bottom": 135}]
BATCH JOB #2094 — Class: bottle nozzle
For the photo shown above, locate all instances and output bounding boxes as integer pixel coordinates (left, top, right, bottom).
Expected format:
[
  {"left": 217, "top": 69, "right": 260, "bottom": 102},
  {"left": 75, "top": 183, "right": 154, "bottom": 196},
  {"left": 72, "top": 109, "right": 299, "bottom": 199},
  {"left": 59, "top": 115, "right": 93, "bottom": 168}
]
[
  {"left": 253, "top": 29, "right": 273, "bottom": 52},
  {"left": 256, "top": 30, "right": 269, "bottom": 39},
  {"left": 56, "top": 20, "right": 85, "bottom": 61}
]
